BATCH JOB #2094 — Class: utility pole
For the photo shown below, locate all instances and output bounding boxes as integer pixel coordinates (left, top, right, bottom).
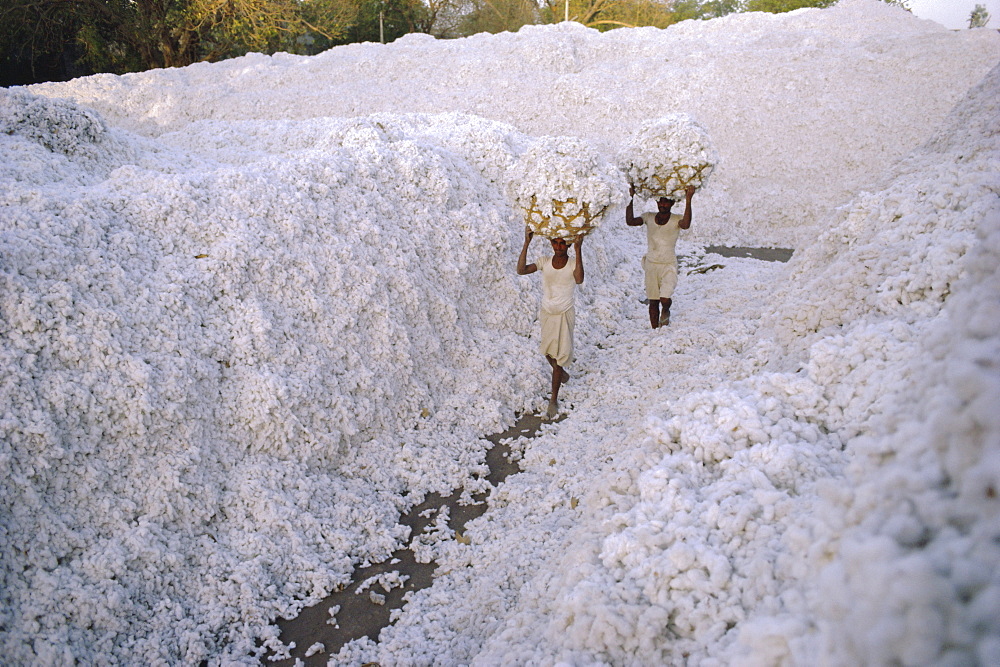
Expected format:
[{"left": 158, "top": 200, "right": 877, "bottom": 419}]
[
  {"left": 380, "top": 9, "right": 385, "bottom": 43},
  {"left": 565, "top": 0, "right": 569, "bottom": 22}
]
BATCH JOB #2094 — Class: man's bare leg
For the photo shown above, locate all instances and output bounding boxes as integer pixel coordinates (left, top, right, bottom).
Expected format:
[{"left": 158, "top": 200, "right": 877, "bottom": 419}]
[
  {"left": 546, "top": 355, "right": 569, "bottom": 383},
  {"left": 648, "top": 300, "right": 660, "bottom": 329},
  {"left": 546, "top": 355, "right": 566, "bottom": 418},
  {"left": 659, "top": 297, "right": 672, "bottom": 327}
]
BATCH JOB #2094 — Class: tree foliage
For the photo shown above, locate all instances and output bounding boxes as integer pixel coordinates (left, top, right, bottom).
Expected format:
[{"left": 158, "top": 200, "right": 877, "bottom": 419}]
[
  {"left": 2, "top": 0, "right": 385, "bottom": 82},
  {"left": 732, "top": 0, "right": 907, "bottom": 15},
  {"left": 591, "top": 0, "right": 678, "bottom": 29},
  {"left": 454, "top": 0, "right": 538, "bottom": 35},
  {"left": 743, "top": 0, "right": 835, "bottom": 12},
  {"left": 969, "top": 3, "right": 990, "bottom": 28},
  {"left": 534, "top": 0, "right": 716, "bottom": 31}
]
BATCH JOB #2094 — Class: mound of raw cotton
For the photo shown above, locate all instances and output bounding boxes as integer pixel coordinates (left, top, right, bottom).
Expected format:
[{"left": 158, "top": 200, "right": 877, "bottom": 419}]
[
  {"left": 6, "top": 3, "right": 1000, "bottom": 665},
  {"left": 0, "top": 89, "right": 106, "bottom": 154},
  {"left": 331, "top": 58, "right": 1000, "bottom": 667},
  {"left": 728, "top": 61, "right": 1000, "bottom": 667},
  {"left": 510, "top": 136, "right": 623, "bottom": 240},
  {"left": 26, "top": 1, "right": 1000, "bottom": 247},
  {"left": 618, "top": 114, "right": 717, "bottom": 201},
  {"left": 0, "top": 88, "right": 136, "bottom": 186},
  {"left": 0, "top": 88, "right": 636, "bottom": 665}
]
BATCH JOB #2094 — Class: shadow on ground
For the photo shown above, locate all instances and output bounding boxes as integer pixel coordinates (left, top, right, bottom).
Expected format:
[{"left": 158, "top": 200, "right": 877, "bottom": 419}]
[{"left": 704, "top": 245, "right": 793, "bottom": 262}]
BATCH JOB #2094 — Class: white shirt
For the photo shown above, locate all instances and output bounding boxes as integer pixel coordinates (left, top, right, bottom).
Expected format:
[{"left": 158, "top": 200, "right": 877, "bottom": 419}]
[
  {"left": 538, "top": 255, "right": 577, "bottom": 314},
  {"left": 642, "top": 211, "right": 682, "bottom": 266}
]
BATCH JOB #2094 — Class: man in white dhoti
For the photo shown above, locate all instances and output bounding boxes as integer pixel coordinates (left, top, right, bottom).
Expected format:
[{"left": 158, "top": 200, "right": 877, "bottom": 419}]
[
  {"left": 516, "top": 226, "right": 585, "bottom": 419},
  {"left": 625, "top": 183, "right": 695, "bottom": 329}
]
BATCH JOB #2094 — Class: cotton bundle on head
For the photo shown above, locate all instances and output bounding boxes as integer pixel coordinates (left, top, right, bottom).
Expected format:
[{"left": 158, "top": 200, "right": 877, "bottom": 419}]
[
  {"left": 511, "top": 136, "right": 622, "bottom": 241},
  {"left": 618, "top": 114, "right": 718, "bottom": 200}
]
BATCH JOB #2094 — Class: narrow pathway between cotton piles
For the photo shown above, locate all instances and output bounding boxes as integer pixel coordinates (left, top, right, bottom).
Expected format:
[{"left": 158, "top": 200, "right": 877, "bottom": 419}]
[{"left": 270, "top": 247, "right": 792, "bottom": 665}]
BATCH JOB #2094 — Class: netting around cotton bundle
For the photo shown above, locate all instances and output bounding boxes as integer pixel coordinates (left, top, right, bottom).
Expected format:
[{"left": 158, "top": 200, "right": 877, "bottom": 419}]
[
  {"left": 631, "top": 162, "right": 713, "bottom": 200},
  {"left": 521, "top": 195, "right": 608, "bottom": 241}
]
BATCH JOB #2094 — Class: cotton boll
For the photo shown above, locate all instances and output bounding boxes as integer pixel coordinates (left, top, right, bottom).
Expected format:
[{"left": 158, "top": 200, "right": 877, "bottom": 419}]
[{"left": 880, "top": 512, "right": 930, "bottom": 549}]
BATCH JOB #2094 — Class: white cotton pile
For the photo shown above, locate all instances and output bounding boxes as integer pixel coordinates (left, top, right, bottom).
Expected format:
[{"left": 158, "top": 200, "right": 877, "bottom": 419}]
[
  {"left": 0, "top": 88, "right": 633, "bottom": 664},
  {"left": 0, "top": 88, "right": 136, "bottom": 186},
  {"left": 28, "top": 0, "right": 1000, "bottom": 247},
  {"left": 617, "top": 113, "right": 718, "bottom": 201},
  {"left": 333, "top": 43, "right": 1000, "bottom": 667},
  {"left": 4, "top": 1, "right": 1000, "bottom": 665},
  {"left": 725, "top": 61, "right": 1000, "bottom": 667},
  {"left": 510, "top": 136, "right": 623, "bottom": 240},
  {"left": 0, "top": 89, "right": 107, "bottom": 156}
]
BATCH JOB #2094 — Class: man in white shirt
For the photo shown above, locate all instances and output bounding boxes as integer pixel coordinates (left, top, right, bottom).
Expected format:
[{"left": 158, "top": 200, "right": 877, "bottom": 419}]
[
  {"left": 625, "top": 184, "right": 694, "bottom": 329},
  {"left": 516, "top": 226, "right": 585, "bottom": 419}
]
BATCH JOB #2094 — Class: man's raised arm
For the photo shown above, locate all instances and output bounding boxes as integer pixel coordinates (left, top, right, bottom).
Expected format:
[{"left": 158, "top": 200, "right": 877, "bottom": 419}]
[
  {"left": 625, "top": 183, "right": 643, "bottom": 226},
  {"left": 679, "top": 185, "right": 695, "bottom": 230},
  {"left": 517, "top": 226, "right": 537, "bottom": 275}
]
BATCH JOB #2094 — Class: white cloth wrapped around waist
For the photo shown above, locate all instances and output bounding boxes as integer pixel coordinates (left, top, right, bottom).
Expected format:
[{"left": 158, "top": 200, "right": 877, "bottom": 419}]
[{"left": 540, "top": 308, "right": 574, "bottom": 367}]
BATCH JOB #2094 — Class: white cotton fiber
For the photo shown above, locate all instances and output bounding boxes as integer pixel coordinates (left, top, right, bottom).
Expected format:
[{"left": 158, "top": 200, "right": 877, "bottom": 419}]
[
  {"left": 726, "top": 62, "right": 1000, "bottom": 667},
  {"left": 29, "top": 0, "right": 999, "bottom": 247},
  {"left": 617, "top": 113, "right": 718, "bottom": 200},
  {"left": 510, "top": 135, "right": 623, "bottom": 240},
  {"left": 2, "top": 90, "right": 630, "bottom": 663},
  {"left": 4, "top": 1, "right": 1000, "bottom": 664}
]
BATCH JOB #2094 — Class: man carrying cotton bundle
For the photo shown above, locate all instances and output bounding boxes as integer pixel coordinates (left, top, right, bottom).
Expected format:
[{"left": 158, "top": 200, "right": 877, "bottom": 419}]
[
  {"left": 618, "top": 113, "right": 716, "bottom": 329},
  {"left": 626, "top": 183, "right": 695, "bottom": 329},
  {"left": 516, "top": 227, "right": 584, "bottom": 420},
  {"left": 512, "top": 135, "right": 618, "bottom": 419}
]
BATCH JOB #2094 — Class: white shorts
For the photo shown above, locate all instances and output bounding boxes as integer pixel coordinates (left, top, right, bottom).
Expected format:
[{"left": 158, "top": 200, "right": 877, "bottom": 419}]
[{"left": 642, "top": 256, "right": 678, "bottom": 301}]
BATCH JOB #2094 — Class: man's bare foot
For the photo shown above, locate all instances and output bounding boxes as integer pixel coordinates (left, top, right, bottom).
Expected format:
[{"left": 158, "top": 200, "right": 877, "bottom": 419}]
[
  {"left": 545, "top": 401, "right": 559, "bottom": 420},
  {"left": 560, "top": 369, "right": 570, "bottom": 384}
]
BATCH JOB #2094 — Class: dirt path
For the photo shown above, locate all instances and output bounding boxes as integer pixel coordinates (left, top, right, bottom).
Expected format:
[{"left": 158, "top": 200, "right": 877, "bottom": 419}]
[{"left": 268, "top": 412, "right": 557, "bottom": 665}]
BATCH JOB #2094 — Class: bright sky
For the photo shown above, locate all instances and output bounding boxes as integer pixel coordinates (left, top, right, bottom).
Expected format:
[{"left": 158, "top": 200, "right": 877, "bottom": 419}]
[{"left": 908, "top": 0, "right": 998, "bottom": 28}]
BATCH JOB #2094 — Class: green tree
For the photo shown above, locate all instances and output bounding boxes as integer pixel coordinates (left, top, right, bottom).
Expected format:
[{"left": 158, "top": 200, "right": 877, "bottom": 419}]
[
  {"left": 969, "top": 3, "right": 990, "bottom": 28},
  {"left": 534, "top": 0, "right": 707, "bottom": 30},
  {"left": 539, "top": 0, "right": 620, "bottom": 26},
  {"left": 337, "top": 0, "right": 432, "bottom": 43},
  {"left": 0, "top": 0, "right": 181, "bottom": 79},
  {"left": 699, "top": 0, "right": 743, "bottom": 17},
  {"left": 412, "top": 0, "right": 463, "bottom": 35},
  {"left": 675, "top": 0, "right": 750, "bottom": 20},
  {"left": 0, "top": 0, "right": 362, "bottom": 82},
  {"left": 454, "top": 0, "right": 538, "bottom": 35},
  {"left": 743, "top": 0, "right": 834, "bottom": 12},
  {"left": 741, "top": 0, "right": 909, "bottom": 13},
  {"left": 188, "top": 0, "right": 360, "bottom": 60},
  {"left": 590, "top": 0, "right": 678, "bottom": 29}
]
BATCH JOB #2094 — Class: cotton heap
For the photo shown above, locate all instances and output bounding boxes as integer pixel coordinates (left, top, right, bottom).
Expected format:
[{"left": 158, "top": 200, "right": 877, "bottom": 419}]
[
  {"left": 3, "top": 0, "right": 1000, "bottom": 665},
  {"left": 511, "top": 135, "right": 623, "bottom": 240},
  {"left": 618, "top": 113, "right": 718, "bottom": 201}
]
